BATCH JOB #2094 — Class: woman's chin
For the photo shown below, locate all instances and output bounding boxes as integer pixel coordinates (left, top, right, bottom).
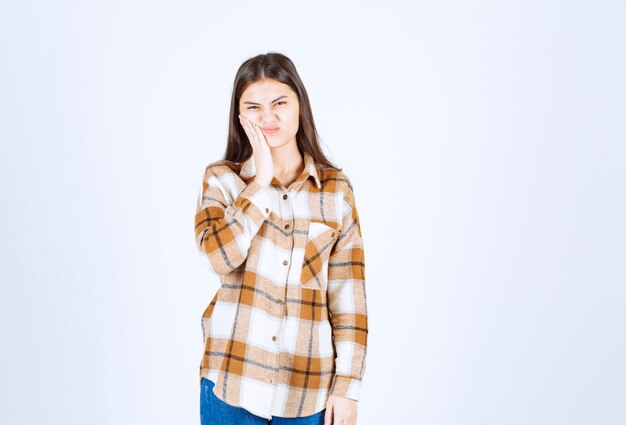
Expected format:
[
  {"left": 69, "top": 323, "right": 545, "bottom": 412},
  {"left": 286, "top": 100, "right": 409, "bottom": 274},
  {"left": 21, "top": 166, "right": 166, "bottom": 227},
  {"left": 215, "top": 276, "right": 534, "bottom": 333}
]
[{"left": 267, "top": 138, "right": 285, "bottom": 148}]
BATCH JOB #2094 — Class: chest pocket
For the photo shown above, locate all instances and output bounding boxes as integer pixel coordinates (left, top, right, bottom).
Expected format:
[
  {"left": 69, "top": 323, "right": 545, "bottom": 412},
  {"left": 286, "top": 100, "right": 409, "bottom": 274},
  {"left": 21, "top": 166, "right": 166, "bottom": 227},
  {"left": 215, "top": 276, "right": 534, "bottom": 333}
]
[{"left": 300, "top": 220, "right": 340, "bottom": 290}]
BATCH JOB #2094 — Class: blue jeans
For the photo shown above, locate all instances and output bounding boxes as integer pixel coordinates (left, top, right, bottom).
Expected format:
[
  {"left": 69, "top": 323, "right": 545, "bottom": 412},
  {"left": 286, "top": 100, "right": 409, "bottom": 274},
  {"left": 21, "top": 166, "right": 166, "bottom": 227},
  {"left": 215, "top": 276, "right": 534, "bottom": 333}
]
[{"left": 200, "top": 377, "right": 326, "bottom": 425}]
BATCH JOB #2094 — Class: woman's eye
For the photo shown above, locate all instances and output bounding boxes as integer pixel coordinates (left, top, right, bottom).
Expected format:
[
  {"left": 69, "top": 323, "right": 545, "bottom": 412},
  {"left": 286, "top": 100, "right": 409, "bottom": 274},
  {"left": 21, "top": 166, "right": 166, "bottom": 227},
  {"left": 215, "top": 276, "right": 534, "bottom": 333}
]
[{"left": 246, "top": 102, "right": 285, "bottom": 110}]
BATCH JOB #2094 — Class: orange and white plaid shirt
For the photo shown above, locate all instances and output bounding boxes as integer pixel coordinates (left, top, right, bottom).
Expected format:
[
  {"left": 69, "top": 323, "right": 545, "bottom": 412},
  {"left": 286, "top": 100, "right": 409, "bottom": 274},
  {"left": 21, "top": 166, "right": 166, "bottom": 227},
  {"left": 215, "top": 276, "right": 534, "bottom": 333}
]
[{"left": 194, "top": 150, "right": 368, "bottom": 419}]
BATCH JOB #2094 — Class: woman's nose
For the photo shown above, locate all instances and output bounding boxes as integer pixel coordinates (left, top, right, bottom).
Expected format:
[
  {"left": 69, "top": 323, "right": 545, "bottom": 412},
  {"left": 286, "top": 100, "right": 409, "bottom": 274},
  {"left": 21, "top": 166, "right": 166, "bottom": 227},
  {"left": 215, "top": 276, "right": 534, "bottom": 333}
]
[{"left": 262, "top": 108, "right": 277, "bottom": 124}]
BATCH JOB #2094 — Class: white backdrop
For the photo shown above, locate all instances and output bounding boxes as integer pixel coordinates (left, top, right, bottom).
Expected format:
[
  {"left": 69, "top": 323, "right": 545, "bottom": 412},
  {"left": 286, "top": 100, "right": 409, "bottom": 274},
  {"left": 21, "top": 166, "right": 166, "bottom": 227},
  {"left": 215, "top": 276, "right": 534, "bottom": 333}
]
[{"left": 1, "top": 1, "right": 625, "bottom": 424}]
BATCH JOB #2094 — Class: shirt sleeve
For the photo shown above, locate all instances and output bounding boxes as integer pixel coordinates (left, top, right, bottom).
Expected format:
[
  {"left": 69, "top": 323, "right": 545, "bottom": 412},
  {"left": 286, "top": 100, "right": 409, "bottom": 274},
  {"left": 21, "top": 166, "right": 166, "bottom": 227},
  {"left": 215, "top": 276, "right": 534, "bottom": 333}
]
[
  {"left": 327, "top": 179, "right": 368, "bottom": 401},
  {"left": 194, "top": 165, "right": 272, "bottom": 275}
]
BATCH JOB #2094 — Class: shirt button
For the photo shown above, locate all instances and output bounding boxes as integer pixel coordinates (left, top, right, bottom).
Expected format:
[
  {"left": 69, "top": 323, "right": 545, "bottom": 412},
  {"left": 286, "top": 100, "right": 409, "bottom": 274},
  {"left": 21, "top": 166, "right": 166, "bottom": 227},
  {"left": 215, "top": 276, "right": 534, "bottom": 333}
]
[
  {"left": 272, "top": 336, "right": 277, "bottom": 341},
  {"left": 284, "top": 223, "right": 290, "bottom": 229},
  {"left": 265, "top": 208, "right": 269, "bottom": 213},
  {"left": 283, "top": 260, "right": 288, "bottom": 266},
  {"left": 331, "top": 232, "right": 335, "bottom": 237},
  {"left": 276, "top": 299, "right": 283, "bottom": 304},
  {"left": 282, "top": 194, "right": 288, "bottom": 200}
]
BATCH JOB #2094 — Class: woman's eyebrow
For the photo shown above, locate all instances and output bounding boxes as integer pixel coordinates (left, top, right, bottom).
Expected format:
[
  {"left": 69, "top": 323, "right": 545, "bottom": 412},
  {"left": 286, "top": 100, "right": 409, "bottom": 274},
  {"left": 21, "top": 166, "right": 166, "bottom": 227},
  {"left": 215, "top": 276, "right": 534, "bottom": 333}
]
[{"left": 243, "top": 95, "right": 288, "bottom": 105}]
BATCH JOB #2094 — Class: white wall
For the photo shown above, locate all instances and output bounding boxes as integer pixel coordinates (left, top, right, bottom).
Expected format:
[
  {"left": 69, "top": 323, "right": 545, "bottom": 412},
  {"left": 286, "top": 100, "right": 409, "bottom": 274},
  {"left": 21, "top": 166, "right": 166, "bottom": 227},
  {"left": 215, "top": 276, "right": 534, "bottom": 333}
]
[{"left": 1, "top": 1, "right": 625, "bottom": 424}]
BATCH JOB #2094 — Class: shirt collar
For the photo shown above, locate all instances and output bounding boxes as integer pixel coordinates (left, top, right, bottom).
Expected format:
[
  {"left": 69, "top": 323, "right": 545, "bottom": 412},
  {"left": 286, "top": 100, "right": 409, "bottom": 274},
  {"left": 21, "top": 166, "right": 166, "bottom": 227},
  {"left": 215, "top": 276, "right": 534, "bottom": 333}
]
[{"left": 239, "top": 150, "right": 322, "bottom": 189}]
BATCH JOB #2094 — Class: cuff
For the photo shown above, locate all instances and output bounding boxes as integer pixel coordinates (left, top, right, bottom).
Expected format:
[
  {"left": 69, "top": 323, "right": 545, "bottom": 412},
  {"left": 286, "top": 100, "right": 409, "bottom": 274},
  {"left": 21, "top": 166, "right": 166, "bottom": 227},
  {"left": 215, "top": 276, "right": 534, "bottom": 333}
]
[
  {"left": 233, "top": 180, "right": 271, "bottom": 225},
  {"left": 329, "top": 374, "right": 361, "bottom": 401}
]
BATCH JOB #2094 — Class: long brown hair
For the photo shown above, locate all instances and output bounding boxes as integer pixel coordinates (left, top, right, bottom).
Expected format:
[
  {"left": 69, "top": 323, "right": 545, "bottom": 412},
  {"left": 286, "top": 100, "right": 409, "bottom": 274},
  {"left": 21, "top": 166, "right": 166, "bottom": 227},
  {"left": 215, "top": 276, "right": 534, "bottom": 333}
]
[{"left": 223, "top": 52, "right": 341, "bottom": 171}]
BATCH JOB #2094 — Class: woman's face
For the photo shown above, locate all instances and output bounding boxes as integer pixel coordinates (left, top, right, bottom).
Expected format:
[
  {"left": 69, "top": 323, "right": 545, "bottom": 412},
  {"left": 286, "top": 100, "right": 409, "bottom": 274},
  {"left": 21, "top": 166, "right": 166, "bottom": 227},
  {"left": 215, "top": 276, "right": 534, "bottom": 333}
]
[{"left": 238, "top": 78, "right": 300, "bottom": 150}]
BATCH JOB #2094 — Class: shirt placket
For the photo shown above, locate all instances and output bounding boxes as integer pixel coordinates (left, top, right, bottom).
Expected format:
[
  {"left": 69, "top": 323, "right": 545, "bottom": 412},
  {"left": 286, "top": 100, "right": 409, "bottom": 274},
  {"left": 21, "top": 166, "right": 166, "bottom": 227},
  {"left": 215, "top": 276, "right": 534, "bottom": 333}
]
[{"left": 269, "top": 185, "right": 297, "bottom": 414}]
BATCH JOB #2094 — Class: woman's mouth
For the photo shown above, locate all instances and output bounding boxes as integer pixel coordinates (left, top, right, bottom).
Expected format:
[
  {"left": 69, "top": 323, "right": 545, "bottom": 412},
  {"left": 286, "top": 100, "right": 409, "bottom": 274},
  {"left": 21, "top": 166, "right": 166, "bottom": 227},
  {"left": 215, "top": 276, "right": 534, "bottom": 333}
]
[{"left": 262, "top": 127, "right": 280, "bottom": 135}]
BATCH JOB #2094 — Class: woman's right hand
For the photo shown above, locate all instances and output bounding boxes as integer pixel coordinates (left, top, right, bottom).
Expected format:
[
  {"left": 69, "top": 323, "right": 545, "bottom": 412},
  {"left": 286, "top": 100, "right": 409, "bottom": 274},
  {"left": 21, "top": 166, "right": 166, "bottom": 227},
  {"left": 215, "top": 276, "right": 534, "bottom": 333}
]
[{"left": 238, "top": 114, "right": 274, "bottom": 188}]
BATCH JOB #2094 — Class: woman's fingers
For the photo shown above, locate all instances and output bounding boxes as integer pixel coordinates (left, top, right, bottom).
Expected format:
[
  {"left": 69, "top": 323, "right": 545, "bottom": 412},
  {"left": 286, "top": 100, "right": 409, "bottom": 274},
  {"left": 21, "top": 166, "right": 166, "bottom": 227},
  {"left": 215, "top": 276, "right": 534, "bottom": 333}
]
[
  {"left": 250, "top": 118, "right": 268, "bottom": 148},
  {"left": 239, "top": 114, "right": 268, "bottom": 149},
  {"left": 238, "top": 114, "right": 274, "bottom": 185},
  {"left": 252, "top": 121, "right": 268, "bottom": 145},
  {"left": 238, "top": 114, "right": 258, "bottom": 148},
  {"left": 324, "top": 401, "right": 333, "bottom": 425}
]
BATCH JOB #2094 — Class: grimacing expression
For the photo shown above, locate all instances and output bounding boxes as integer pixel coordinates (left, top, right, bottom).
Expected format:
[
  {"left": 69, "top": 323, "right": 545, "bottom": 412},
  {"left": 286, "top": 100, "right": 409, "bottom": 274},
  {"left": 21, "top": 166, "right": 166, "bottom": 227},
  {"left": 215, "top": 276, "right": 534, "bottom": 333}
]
[{"left": 239, "top": 78, "right": 300, "bottom": 149}]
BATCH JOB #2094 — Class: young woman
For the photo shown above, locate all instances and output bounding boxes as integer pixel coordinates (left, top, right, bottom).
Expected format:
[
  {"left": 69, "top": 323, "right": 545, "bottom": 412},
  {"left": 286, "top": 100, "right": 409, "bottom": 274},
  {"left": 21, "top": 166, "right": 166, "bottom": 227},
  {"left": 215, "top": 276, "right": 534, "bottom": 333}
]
[{"left": 194, "top": 52, "right": 368, "bottom": 425}]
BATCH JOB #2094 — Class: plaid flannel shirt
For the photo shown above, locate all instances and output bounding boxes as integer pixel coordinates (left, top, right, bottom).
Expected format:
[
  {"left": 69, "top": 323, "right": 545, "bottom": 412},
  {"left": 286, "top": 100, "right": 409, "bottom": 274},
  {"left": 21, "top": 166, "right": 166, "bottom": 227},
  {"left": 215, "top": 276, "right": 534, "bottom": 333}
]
[{"left": 194, "top": 150, "right": 368, "bottom": 419}]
